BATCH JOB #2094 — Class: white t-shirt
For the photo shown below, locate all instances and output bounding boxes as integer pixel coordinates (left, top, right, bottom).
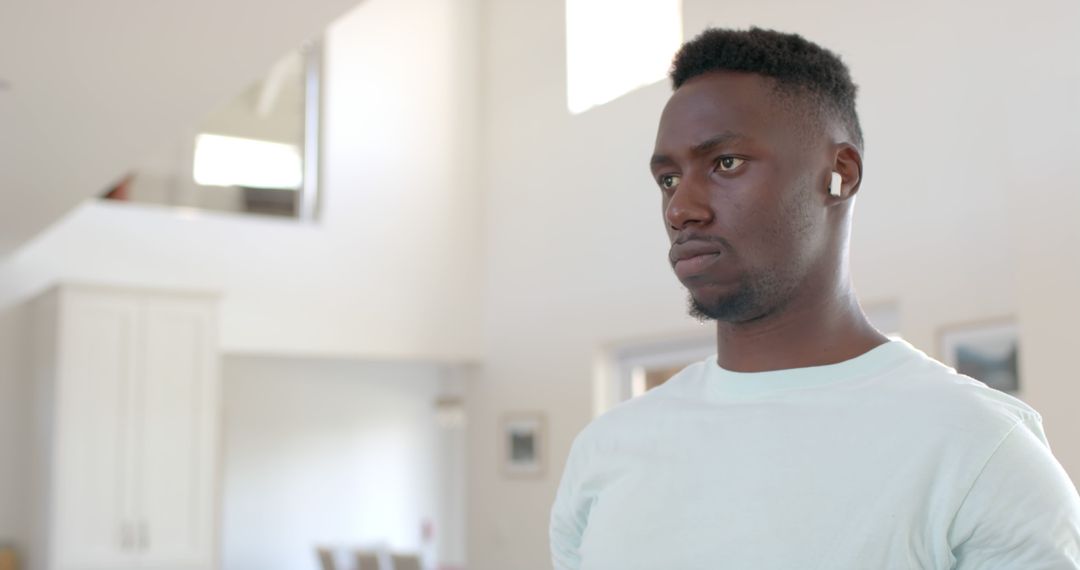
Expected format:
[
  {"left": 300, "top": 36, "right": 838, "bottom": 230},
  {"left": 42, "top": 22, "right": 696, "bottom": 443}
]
[{"left": 550, "top": 340, "right": 1080, "bottom": 569}]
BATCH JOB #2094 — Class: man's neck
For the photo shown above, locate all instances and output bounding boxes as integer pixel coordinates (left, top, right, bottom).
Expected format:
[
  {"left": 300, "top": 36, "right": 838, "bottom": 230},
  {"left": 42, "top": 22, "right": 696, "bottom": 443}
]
[{"left": 713, "top": 286, "right": 889, "bottom": 373}]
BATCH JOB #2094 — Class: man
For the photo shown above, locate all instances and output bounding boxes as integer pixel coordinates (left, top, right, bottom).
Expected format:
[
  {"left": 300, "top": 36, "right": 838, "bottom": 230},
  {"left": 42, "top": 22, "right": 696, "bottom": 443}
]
[{"left": 550, "top": 27, "right": 1080, "bottom": 569}]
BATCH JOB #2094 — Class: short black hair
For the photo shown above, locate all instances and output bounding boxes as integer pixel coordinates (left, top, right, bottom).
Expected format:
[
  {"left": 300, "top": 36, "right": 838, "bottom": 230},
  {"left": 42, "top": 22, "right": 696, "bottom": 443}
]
[{"left": 670, "top": 27, "right": 864, "bottom": 150}]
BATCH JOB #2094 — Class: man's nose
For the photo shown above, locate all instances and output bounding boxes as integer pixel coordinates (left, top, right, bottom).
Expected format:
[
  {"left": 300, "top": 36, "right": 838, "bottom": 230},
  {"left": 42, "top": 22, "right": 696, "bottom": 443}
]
[{"left": 665, "top": 176, "right": 714, "bottom": 231}]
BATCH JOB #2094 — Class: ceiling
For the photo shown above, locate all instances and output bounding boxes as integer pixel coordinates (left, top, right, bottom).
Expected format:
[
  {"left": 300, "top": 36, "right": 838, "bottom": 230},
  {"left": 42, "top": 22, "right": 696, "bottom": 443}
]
[{"left": 0, "top": 0, "right": 362, "bottom": 256}]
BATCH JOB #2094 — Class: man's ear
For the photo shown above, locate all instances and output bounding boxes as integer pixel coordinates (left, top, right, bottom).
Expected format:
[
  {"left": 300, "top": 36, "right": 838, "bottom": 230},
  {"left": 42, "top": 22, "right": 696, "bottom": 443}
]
[{"left": 829, "top": 143, "right": 863, "bottom": 201}]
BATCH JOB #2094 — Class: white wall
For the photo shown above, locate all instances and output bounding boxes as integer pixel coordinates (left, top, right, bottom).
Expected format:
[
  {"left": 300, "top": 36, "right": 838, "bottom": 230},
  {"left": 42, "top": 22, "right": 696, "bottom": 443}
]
[
  {"left": 0, "top": 0, "right": 361, "bottom": 255},
  {"left": 0, "top": 306, "right": 30, "bottom": 549},
  {"left": 0, "top": 0, "right": 482, "bottom": 360},
  {"left": 0, "top": 0, "right": 482, "bottom": 548},
  {"left": 221, "top": 356, "right": 465, "bottom": 570},
  {"left": 470, "top": 0, "right": 1080, "bottom": 568},
  {"left": 1010, "top": 0, "right": 1080, "bottom": 488}
]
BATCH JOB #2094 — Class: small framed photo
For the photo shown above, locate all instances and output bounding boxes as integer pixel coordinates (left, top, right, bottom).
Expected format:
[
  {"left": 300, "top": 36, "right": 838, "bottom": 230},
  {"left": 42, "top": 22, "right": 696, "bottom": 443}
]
[
  {"left": 939, "top": 319, "right": 1020, "bottom": 394},
  {"left": 501, "top": 412, "right": 546, "bottom": 478}
]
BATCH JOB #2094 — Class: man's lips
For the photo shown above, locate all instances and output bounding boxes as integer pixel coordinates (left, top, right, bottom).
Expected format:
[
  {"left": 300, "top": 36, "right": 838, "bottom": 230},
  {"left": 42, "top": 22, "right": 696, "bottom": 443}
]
[
  {"left": 669, "top": 240, "right": 726, "bottom": 280},
  {"left": 669, "top": 240, "right": 725, "bottom": 264},
  {"left": 673, "top": 252, "right": 723, "bottom": 279}
]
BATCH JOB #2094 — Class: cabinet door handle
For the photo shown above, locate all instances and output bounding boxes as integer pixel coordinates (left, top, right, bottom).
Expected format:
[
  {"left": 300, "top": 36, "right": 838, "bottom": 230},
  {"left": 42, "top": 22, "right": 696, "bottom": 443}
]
[
  {"left": 138, "top": 520, "right": 150, "bottom": 551},
  {"left": 121, "top": 521, "right": 134, "bottom": 550}
]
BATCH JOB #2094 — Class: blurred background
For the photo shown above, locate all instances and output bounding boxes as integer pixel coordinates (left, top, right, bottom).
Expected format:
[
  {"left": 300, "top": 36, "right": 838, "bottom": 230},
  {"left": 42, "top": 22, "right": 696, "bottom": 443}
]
[{"left": 0, "top": 0, "right": 1077, "bottom": 569}]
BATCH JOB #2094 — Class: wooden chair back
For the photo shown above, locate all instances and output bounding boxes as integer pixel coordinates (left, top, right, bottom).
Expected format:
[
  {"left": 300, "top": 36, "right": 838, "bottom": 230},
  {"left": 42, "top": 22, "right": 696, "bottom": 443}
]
[
  {"left": 355, "top": 550, "right": 380, "bottom": 570},
  {"left": 316, "top": 547, "right": 337, "bottom": 570},
  {"left": 391, "top": 553, "right": 422, "bottom": 570}
]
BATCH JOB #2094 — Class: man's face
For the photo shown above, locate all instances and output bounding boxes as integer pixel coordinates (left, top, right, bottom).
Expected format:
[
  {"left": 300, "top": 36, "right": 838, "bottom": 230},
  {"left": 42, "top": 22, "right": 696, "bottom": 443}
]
[{"left": 650, "top": 72, "right": 831, "bottom": 322}]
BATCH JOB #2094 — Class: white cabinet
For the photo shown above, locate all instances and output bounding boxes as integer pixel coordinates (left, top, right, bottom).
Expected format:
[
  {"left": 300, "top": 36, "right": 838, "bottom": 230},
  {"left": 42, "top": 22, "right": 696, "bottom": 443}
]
[{"left": 30, "top": 285, "right": 219, "bottom": 570}]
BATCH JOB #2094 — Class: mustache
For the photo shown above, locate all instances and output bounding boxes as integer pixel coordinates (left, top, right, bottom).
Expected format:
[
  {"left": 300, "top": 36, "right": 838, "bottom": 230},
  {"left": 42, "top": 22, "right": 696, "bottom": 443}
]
[{"left": 672, "top": 233, "right": 730, "bottom": 247}]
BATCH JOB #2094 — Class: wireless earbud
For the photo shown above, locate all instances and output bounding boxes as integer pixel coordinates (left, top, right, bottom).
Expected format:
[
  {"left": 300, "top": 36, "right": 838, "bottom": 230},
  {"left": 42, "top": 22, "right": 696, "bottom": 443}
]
[{"left": 829, "top": 172, "right": 844, "bottom": 198}]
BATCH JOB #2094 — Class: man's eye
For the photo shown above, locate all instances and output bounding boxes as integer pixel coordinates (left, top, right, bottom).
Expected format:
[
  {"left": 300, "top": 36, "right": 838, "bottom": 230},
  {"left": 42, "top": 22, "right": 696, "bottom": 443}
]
[
  {"left": 716, "top": 157, "right": 745, "bottom": 172},
  {"left": 659, "top": 174, "right": 681, "bottom": 190}
]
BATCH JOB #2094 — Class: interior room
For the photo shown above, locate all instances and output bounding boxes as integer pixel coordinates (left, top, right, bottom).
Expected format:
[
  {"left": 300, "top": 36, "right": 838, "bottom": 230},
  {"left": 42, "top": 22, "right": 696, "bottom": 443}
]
[{"left": 1, "top": 0, "right": 1078, "bottom": 569}]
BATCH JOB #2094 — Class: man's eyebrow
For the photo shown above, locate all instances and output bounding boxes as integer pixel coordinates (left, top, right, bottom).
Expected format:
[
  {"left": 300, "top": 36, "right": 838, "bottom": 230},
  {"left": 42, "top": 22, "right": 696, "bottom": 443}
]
[
  {"left": 649, "top": 131, "right": 749, "bottom": 169},
  {"left": 649, "top": 153, "right": 675, "bottom": 169},
  {"left": 690, "top": 131, "right": 748, "bottom": 155}
]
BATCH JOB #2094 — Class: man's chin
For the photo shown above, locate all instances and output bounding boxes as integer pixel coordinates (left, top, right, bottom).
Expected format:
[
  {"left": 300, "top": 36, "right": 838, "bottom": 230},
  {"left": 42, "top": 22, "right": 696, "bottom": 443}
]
[{"left": 687, "top": 289, "right": 758, "bottom": 323}]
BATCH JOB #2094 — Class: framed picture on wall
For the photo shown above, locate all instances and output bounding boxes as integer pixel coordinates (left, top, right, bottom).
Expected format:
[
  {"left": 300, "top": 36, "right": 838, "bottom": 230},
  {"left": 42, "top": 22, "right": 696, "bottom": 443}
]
[
  {"left": 939, "top": 319, "right": 1020, "bottom": 394},
  {"left": 501, "top": 412, "right": 546, "bottom": 478}
]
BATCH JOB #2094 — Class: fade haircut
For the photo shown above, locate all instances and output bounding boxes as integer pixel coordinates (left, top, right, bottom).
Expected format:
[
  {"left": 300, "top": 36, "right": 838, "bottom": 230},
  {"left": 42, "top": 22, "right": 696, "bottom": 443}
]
[{"left": 670, "top": 27, "right": 864, "bottom": 150}]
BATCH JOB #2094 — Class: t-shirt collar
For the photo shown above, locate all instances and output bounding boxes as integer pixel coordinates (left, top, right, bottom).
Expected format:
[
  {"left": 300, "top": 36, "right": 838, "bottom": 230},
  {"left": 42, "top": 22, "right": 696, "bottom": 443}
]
[{"left": 704, "top": 338, "right": 917, "bottom": 398}]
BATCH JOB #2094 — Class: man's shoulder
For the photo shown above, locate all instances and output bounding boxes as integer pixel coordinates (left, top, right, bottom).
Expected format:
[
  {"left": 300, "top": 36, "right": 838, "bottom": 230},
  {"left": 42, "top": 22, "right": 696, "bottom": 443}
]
[{"left": 874, "top": 346, "right": 1041, "bottom": 435}]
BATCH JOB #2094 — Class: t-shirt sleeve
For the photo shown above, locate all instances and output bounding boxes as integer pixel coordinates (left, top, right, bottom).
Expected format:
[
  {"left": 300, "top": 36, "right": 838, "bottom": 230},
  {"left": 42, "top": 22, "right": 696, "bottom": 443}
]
[
  {"left": 550, "top": 434, "right": 592, "bottom": 570},
  {"left": 949, "top": 415, "right": 1080, "bottom": 569}
]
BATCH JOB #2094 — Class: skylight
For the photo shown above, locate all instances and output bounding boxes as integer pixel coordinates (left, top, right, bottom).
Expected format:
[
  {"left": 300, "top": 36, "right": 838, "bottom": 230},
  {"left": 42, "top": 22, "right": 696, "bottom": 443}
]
[
  {"left": 565, "top": 0, "right": 683, "bottom": 114},
  {"left": 192, "top": 133, "right": 303, "bottom": 190}
]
